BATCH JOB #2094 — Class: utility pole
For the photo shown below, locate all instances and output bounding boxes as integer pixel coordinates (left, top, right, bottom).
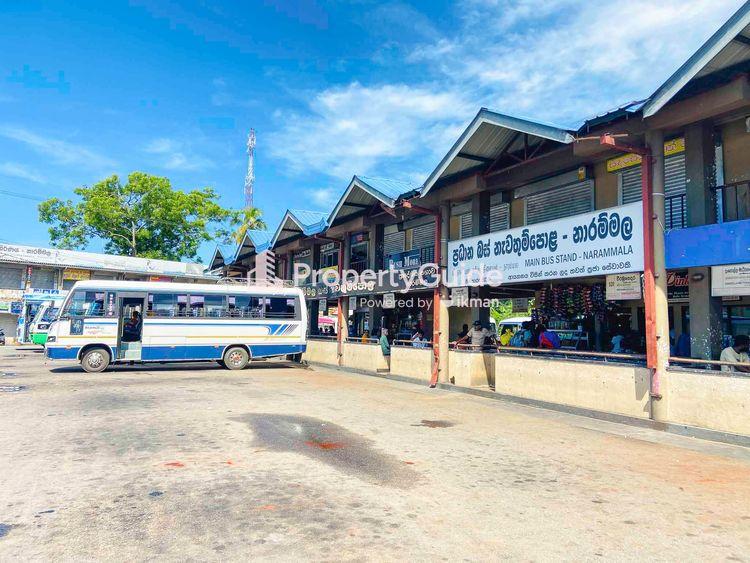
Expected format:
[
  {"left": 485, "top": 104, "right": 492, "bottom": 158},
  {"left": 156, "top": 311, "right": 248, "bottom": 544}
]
[{"left": 245, "top": 129, "right": 256, "bottom": 209}]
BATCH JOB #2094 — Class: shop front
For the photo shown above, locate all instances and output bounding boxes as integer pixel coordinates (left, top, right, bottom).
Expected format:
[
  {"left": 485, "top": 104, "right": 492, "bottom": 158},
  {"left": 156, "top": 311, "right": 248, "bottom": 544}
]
[{"left": 447, "top": 201, "right": 647, "bottom": 355}]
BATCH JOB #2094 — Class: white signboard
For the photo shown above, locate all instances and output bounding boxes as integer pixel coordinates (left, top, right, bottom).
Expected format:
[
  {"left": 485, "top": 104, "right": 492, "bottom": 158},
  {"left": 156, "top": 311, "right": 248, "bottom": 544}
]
[
  {"left": 0, "top": 243, "right": 207, "bottom": 277},
  {"left": 446, "top": 202, "right": 644, "bottom": 287},
  {"left": 449, "top": 287, "right": 469, "bottom": 307},
  {"left": 382, "top": 293, "right": 396, "bottom": 309},
  {"left": 606, "top": 273, "right": 642, "bottom": 300},
  {"left": 712, "top": 263, "right": 750, "bottom": 296}
]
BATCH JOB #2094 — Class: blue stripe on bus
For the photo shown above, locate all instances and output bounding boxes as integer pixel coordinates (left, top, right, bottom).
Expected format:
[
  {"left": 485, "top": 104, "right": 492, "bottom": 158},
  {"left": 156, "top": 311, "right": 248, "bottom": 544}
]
[{"left": 47, "top": 344, "right": 305, "bottom": 362}]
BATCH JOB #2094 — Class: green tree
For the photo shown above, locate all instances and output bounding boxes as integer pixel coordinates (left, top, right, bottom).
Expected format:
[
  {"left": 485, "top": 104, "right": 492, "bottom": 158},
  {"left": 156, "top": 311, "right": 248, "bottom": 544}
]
[
  {"left": 231, "top": 206, "right": 267, "bottom": 244},
  {"left": 490, "top": 298, "right": 534, "bottom": 325},
  {"left": 39, "top": 172, "right": 236, "bottom": 261}
]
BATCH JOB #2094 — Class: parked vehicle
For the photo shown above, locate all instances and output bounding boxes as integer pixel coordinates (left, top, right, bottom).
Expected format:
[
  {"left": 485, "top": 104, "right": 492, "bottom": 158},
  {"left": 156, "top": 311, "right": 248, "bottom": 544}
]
[
  {"left": 29, "top": 304, "right": 60, "bottom": 346},
  {"left": 45, "top": 280, "right": 307, "bottom": 373}
]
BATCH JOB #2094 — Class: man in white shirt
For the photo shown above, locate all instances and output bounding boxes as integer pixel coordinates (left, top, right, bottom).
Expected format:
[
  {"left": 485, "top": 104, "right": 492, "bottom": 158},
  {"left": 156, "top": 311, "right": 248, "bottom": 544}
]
[
  {"left": 457, "top": 320, "right": 492, "bottom": 349},
  {"left": 719, "top": 335, "right": 750, "bottom": 373}
]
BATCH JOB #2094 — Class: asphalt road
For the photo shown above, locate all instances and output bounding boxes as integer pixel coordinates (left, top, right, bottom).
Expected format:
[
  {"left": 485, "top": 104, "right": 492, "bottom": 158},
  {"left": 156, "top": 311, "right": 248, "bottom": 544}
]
[{"left": 1, "top": 346, "right": 749, "bottom": 561}]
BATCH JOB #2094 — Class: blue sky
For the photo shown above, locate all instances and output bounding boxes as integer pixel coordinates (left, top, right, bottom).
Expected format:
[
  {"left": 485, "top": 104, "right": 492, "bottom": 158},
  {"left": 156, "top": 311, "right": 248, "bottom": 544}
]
[{"left": 0, "top": 0, "right": 744, "bottom": 262}]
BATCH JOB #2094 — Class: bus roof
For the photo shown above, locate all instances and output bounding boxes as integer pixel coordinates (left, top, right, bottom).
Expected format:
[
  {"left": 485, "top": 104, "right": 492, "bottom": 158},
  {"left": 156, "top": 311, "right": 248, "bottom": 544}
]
[{"left": 67, "top": 279, "right": 305, "bottom": 298}]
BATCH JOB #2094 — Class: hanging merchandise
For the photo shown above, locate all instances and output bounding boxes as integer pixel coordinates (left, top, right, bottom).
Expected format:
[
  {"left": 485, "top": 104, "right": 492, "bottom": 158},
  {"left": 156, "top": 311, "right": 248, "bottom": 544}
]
[{"left": 533, "top": 283, "right": 610, "bottom": 321}]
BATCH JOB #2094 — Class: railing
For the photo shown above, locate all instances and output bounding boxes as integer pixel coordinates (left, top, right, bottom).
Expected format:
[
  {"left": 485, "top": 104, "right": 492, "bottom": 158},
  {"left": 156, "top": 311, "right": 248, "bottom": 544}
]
[
  {"left": 346, "top": 337, "right": 379, "bottom": 345},
  {"left": 712, "top": 182, "right": 750, "bottom": 223},
  {"left": 308, "top": 334, "right": 338, "bottom": 341},
  {"left": 668, "top": 356, "right": 750, "bottom": 375},
  {"left": 216, "top": 277, "right": 295, "bottom": 287},
  {"left": 449, "top": 341, "right": 646, "bottom": 364},
  {"left": 665, "top": 193, "right": 687, "bottom": 230}
]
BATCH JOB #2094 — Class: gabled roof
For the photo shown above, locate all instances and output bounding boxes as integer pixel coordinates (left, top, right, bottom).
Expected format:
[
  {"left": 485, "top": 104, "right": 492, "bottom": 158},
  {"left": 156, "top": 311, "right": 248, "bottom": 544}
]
[
  {"left": 208, "top": 245, "right": 230, "bottom": 270},
  {"left": 328, "top": 175, "right": 419, "bottom": 226},
  {"left": 421, "top": 108, "right": 576, "bottom": 196},
  {"left": 232, "top": 229, "right": 274, "bottom": 264},
  {"left": 643, "top": 1, "right": 750, "bottom": 118},
  {"left": 271, "top": 209, "right": 328, "bottom": 248}
]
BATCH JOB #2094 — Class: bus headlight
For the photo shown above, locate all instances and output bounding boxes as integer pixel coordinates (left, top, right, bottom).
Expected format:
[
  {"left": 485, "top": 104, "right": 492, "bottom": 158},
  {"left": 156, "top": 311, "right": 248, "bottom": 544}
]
[
  {"left": 47, "top": 336, "right": 56, "bottom": 343},
  {"left": 38, "top": 323, "right": 50, "bottom": 330}
]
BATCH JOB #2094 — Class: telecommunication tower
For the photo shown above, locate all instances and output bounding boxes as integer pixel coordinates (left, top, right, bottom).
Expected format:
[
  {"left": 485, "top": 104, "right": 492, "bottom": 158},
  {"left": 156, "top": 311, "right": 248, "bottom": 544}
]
[{"left": 244, "top": 129, "right": 256, "bottom": 208}]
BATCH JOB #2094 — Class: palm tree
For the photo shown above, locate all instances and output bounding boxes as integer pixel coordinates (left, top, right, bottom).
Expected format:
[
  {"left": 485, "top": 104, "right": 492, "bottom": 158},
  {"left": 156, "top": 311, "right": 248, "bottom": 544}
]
[{"left": 232, "top": 207, "right": 266, "bottom": 244}]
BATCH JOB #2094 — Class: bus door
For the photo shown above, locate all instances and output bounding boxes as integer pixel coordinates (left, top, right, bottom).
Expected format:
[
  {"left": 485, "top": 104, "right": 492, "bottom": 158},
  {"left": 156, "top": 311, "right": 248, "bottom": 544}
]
[{"left": 117, "top": 293, "right": 146, "bottom": 361}]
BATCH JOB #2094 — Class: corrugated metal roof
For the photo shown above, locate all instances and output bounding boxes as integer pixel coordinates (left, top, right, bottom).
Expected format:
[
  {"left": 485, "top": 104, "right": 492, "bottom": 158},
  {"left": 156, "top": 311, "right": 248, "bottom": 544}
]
[
  {"left": 228, "top": 229, "right": 274, "bottom": 265},
  {"left": 271, "top": 209, "right": 328, "bottom": 248},
  {"left": 421, "top": 108, "right": 575, "bottom": 195},
  {"left": 643, "top": 2, "right": 750, "bottom": 117},
  {"left": 328, "top": 175, "right": 418, "bottom": 225}
]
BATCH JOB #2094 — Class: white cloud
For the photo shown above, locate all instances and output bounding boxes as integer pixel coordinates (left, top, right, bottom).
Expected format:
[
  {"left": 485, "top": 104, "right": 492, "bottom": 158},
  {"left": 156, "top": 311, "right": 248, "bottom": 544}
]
[
  {"left": 268, "top": 82, "right": 473, "bottom": 180},
  {"left": 308, "top": 186, "right": 339, "bottom": 209},
  {"left": 0, "top": 125, "right": 116, "bottom": 169},
  {"left": 411, "top": 0, "right": 744, "bottom": 124},
  {"left": 268, "top": 1, "right": 745, "bottom": 183},
  {"left": 0, "top": 162, "right": 45, "bottom": 183},
  {"left": 143, "top": 137, "right": 214, "bottom": 171}
]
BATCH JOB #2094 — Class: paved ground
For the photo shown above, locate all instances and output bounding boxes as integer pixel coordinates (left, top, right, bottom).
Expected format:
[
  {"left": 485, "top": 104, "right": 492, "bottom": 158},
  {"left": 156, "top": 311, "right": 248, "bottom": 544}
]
[{"left": 1, "top": 347, "right": 749, "bottom": 561}]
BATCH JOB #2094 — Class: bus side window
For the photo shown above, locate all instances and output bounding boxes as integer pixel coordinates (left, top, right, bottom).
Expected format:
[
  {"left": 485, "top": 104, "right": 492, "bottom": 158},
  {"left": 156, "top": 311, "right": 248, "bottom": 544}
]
[
  {"left": 189, "top": 295, "right": 205, "bottom": 316},
  {"left": 230, "top": 295, "right": 262, "bottom": 318},
  {"left": 63, "top": 291, "right": 106, "bottom": 317},
  {"left": 147, "top": 293, "right": 187, "bottom": 317},
  {"left": 264, "top": 297, "right": 296, "bottom": 319},
  {"left": 205, "top": 295, "right": 224, "bottom": 317}
]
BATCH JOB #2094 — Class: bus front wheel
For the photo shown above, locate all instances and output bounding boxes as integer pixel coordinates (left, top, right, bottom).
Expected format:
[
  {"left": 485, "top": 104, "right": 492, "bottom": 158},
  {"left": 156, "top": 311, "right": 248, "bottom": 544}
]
[
  {"left": 223, "top": 347, "right": 249, "bottom": 370},
  {"left": 81, "top": 347, "right": 110, "bottom": 373}
]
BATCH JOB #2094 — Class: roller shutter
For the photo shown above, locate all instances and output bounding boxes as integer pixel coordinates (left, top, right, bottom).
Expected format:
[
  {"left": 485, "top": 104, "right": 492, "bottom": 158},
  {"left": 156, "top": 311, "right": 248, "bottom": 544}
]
[
  {"left": 616, "top": 153, "right": 686, "bottom": 229},
  {"left": 525, "top": 180, "right": 593, "bottom": 225},
  {"left": 619, "top": 167, "right": 642, "bottom": 204},
  {"left": 489, "top": 203, "right": 510, "bottom": 232},
  {"left": 0, "top": 265, "right": 24, "bottom": 290},
  {"left": 383, "top": 231, "right": 405, "bottom": 258},
  {"left": 30, "top": 267, "right": 56, "bottom": 289},
  {"left": 664, "top": 152, "right": 687, "bottom": 229},
  {"left": 411, "top": 222, "right": 434, "bottom": 249},
  {"left": 459, "top": 214, "right": 472, "bottom": 238}
]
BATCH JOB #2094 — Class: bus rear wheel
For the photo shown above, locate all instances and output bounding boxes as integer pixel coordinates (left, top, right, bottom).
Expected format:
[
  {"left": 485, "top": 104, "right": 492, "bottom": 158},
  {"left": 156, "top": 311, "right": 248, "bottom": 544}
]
[
  {"left": 223, "top": 346, "right": 249, "bottom": 370},
  {"left": 81, "top": 347, "right": 110, "bottom": 373}
]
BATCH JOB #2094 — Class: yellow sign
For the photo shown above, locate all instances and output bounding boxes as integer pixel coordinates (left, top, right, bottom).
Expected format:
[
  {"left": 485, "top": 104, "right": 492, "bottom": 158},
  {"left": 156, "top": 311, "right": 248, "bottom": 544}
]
[
  {"left": 63, "top": 268, "right": 91, "bottom": 281},
  {"left": 606, "top": 137, "right": 685, "bottom": 172},
  {"left": 664, "top": 137, "right": 685, "bottom": 156}
]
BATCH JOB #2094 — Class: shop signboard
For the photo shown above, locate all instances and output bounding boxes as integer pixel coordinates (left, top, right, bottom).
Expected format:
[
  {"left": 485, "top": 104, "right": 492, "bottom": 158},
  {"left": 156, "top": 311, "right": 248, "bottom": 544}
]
[
  {"left": 605, "top": 273, "right": 642, "bottom": 300},
  {"left": 383, "top": 293, "right": 396, "bottom": 309},
  {"left": 386, "top": 249, "right": 421, "bottom": 271},
  {"left": 22, "top": 288, "right": 66, "bottom": 301},
  {"left": 64, "top": 268, "right": 91, "bottom": 281},
  {"left": 302, "top": 264, "right": 439, "bottom": 299},
  {"left": 667, "top": 270, "right": 689, "bottom": 302},
  {"left": 447, "top": 202, "right": 644, "bottom": 287},
  {"left": 10, "top": 302, "right": 22, "bottom": 315},
  {"left": 606, "top": 138, "right": 685, "bottom": 172},
  {"left": 711, "top": 263, "right": 750, "bottom": 296},
  {"left": 149, "top": 275, "right": 172, "bottom": 282},
  {"left": 511, "top": 297, "right": 530, "bottom": 313},
  {"left": 293, "top": 249, "right": 311, "bottom": 259},
  {"left": 450, "top": 287, "right": 469, "bottom": 307}
]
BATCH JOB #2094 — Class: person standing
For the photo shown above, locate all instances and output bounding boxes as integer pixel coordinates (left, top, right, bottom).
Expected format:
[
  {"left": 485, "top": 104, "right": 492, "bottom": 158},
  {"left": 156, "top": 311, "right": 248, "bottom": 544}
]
[
  {"left": 457, "top": 321, "right": 490, "bottom": 349},
  {"left": 379, "top": 327, "right": 391, "bottom": 365},
  {"left": 719, "top": 334, "right": 750, "bottom": 373}
]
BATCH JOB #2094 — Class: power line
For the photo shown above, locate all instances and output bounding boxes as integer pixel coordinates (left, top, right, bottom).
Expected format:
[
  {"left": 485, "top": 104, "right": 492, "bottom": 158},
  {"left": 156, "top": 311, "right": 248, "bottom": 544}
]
[{"left": 0, "top": 189, "right": 46, "bottom": 202}]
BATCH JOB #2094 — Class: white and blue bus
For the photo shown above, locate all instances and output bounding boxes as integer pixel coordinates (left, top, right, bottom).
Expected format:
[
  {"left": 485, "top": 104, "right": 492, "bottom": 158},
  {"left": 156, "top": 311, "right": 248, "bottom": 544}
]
[{"left": 45, "top": 280, "right": 307, "bottom": 373}]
